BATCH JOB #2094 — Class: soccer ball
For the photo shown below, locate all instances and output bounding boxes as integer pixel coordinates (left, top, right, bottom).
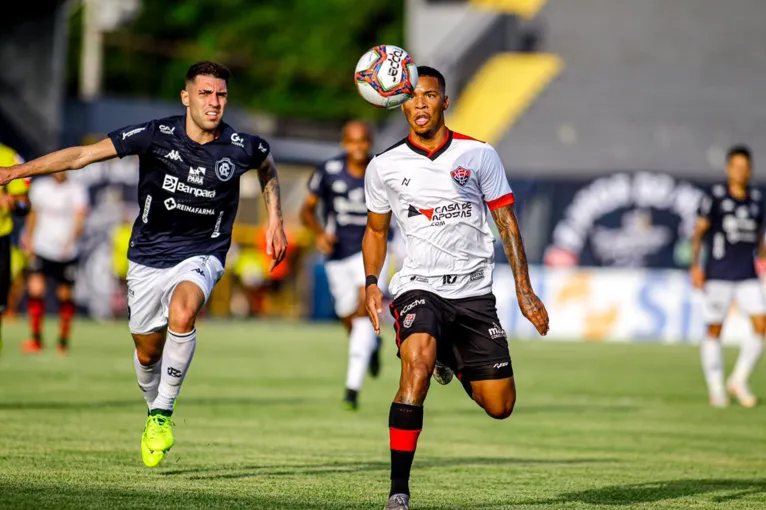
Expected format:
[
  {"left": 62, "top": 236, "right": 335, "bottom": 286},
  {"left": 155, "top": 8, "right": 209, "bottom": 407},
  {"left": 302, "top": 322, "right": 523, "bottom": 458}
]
[{"left": 354, "top": 45, "right": 418, "bottom": 109}]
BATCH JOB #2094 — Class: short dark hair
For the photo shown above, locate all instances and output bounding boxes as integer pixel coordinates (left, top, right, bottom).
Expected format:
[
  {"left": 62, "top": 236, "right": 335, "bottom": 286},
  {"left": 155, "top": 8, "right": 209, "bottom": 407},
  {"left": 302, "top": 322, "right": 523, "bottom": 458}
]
[
  {"left": 185, "top": 61, "right": 231, "bottom": 84},
  {"left": 417, "top": 66, "right": 446, "bottom": 94},
  {"left": 727, "top": 144, "right": 752, "bottom": 164}
]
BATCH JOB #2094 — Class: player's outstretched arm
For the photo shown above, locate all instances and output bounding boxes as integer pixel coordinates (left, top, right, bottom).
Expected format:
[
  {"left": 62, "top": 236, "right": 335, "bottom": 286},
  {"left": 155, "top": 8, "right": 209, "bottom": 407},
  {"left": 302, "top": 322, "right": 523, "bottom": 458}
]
[
  {"left": 491, "top": 204, "right": 549, "bottom": 336},
  {"left": 690, "top": 216, "right": 710, "bottom": 288},
  {"left": 363, "top": 210, "right": 392, "bottom": 334},
  {"left": 0, "top": 138, "right": 117, "bottom": 186},
  {"left": 256, "top": 153, "right": 288, "bottom": 271}
]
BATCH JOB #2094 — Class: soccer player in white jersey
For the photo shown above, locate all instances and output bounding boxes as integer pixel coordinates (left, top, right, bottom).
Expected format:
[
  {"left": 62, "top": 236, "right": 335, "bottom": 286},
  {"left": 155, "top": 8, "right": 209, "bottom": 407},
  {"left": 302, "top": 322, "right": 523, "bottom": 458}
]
[
  {"left": 362, "top": 66, "right": 550, "bottom": 510},
  {"left": 691, "top": 145, "right": 766, "bottom": 408},
  {"left": 22, "top": 171, "right": 88, "bottom": 355},
  {"left": 300, "top": 121, "right": 391, "bottom": 410}
]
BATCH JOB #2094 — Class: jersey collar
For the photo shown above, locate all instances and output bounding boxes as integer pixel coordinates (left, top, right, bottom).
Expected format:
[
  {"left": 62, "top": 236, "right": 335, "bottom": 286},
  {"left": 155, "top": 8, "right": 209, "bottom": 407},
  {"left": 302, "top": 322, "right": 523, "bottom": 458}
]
[
  {"left": 405, "top": 129, "right": 453, "bottom": 161},
  {"left": 177, "top": 115, "right": 235, "bottom": 146}
]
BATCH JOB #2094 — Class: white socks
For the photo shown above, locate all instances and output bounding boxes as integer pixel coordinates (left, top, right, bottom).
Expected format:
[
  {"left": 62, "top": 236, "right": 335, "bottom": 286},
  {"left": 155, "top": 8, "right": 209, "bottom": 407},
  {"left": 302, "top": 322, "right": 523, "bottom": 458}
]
[
  {"left": 346, "top": 317, "right": 377, "bottom": 391},
  {"left": 731, "top": 332, "right": 764, "bottom": 385},
  {"left": 700, "top": 336, "right": 724, "bottom": 396},
  {"left": 134, "top": 352, "right": 161, "bottom": 407},
  {"left": 152, "top": 328, "right": 197, "bottom": 412}
]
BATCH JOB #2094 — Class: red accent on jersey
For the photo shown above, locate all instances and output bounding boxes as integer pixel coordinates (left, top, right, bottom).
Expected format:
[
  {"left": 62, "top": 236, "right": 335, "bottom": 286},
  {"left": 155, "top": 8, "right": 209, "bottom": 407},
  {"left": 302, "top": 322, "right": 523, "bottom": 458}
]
[
  {"left": 390, "top": 427, "right": 421, "bottom": 452},
  {"left": 418, "top": 207, "right": 434, "bottom": 220},
  {"left": 407, "top": 129, "right": 451, "bottom": 158},
  {"left": 452, "top": 131, "right": 485, "bottom": 143},
  {"left": 486, "top": 192, "right": 515, "bottom": 210}
]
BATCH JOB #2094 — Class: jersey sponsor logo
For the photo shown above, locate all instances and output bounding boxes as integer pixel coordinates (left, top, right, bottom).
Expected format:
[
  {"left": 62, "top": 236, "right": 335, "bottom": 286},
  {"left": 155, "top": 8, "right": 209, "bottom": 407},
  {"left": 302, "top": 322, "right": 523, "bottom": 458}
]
[
  {"left": 159, "top": 125, "right": 175, "bottom": 135},
  {"left": 231, "top": 133, "right": 244, "bottom": 147},
  {"left": 332, "top": 180, "right": 348, "bottom": 193},
  {"left": 470, "top": 269, "right": 484, "bottom": 281},
  {"left": 215, "top": 158, "right": 235, "bottom": 181},
  {"left": 141, "top": 195, "right": 152, "bottom": 224},
  {"left": 163, "top": 174, "right": 216, "bottom": 198},
  {"left": 488, "top": 322, "right": 506, "bottom": 340},
  {"left": 258, "top": 142, "right": 268, "bottom": 153},
  {"left": 188, "top": 166, "right": 206, "bottom": 185},
  {"left": 409, "top": 275, "right": 428, "bottom": 283},
  {"left": 163, "top": 197, "right": 215, "bottom": 215},
  {"left": 450, "top": 166, "right": 471, "bottom": 187},
  {"left": 403, "top": 313, "right": 416, "bottom": 328},
  {"left": 211, "top": 211, "right": 223, "bottom": 238},
  {"left": 122, "top": 127, "right": 145, "bottom": 139},
  {"left": 407, "top": 202, "right": 473, "bottom": 226},
  {"left": 442, "top": 275, "right": 457, "bottom": 285},
  {"left": 164, "top": 150, "right": 183, "bottom": 162},
  {"left": 401, "top": 298, "right": 425, "bottom": 314}
]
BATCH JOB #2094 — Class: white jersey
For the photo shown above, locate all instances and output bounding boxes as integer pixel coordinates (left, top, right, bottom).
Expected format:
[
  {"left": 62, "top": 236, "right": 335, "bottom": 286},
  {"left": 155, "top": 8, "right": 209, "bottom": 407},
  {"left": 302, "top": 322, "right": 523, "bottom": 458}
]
[
  {"left": 365, "top": 130, "right": 514, "bottom": 299},
  {"left": 29, "top": 177, "right": 89, "bottom": 262}
]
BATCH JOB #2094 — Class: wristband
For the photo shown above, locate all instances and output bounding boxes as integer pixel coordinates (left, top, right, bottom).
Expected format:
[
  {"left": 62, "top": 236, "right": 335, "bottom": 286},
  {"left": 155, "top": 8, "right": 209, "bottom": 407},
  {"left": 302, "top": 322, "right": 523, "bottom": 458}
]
[
  {"left": 365, "top": 275, "right": 378, "bottom": 288},
  {"left": 13, "top": 200, "right": 30, "bottom": 216}
]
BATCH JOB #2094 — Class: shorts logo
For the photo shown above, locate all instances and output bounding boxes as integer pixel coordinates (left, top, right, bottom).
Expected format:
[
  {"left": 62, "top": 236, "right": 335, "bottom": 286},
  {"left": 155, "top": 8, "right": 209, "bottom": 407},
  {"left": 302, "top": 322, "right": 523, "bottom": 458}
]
[
  {"left": 488, "top": 322, "right": 506, "bottom": 340},
  {"left": 493, "top": 362, "right": 509, "bottom": 369},
  {"left": 401, "top": 298, "right": 425, "bottom": 315},
  {"left": 403, "top": 313, "right": 416, "bottom": 328},
  {"left": 451, "top": 167, "right": 471, "bottom": 187},
  {"left": 215, "top": 158, "right": 235, "bottom": 181}
]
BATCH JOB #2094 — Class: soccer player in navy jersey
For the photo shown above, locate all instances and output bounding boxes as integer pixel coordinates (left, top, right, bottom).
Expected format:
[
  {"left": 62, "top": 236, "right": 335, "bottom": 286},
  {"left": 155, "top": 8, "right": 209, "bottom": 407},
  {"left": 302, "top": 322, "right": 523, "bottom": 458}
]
[
  {"left": 300, "top": 121, "right": 391, "bottom": 410},
  {"left": 691, "top": 145, "right": 766, "bottom": 408},
  {"left": 0, "top": 61, "right": 288, "bottom": 467}
]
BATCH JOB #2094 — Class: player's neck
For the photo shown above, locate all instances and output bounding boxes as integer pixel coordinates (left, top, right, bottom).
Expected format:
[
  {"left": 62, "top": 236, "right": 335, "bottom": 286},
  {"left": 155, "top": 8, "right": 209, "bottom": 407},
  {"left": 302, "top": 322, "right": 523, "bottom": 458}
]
[
  {"left": 729, "top": 182, "right": 747, "bottom": 199},
  {"left": 185, "top": 116, "right": 221, "bottom": 145},
  {"left": 409, "top": 124, "right": 449, "bottom": 152},
  {"left": 346, "top": 159, "right": 367, "bottom": 178}
]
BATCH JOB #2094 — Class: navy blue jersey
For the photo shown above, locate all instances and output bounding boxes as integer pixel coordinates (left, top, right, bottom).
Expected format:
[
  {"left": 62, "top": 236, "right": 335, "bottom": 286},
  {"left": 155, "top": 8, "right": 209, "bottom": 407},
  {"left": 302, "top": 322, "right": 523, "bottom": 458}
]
[
  {"left": 307, "top": 155, "right": 370, "bottom": 260},
  {"left": 108, "top": 115, "right": 270, "bottom": 269},
  {"left": 698, "top": 184, "right": 764, "bottom": 281}
]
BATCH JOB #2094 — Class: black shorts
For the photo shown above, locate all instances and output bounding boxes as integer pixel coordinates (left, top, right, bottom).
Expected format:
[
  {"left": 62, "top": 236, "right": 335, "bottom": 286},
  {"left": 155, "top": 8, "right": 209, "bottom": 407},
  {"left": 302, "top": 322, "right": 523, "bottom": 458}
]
[
  {"left": 390, "top": 289, "right": 513, "bottom": 382},
  {"left": 28, "top": 255, "right": 78, "bottom": 286},
  {"left": 0, "top": 235, "right": 10, "bottom": 312}
]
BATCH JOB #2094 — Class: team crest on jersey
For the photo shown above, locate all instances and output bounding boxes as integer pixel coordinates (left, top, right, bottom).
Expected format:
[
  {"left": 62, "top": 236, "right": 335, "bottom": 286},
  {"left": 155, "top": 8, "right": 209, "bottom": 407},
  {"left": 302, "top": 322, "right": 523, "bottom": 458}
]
[
  {"left": 451, "top": 167, "right": 471, "bottom": 187},
  {"left": 403, "top": 313, "right": 416, "bottom": 328},
  {"left": 215, "top": 158, "right": 235, "bottom": 181}
]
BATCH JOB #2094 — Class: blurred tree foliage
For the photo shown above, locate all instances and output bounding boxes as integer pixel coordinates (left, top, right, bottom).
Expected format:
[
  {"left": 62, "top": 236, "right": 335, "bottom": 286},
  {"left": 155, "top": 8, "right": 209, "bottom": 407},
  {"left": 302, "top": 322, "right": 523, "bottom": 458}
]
[{"left": 67, "top": 0, "right": 404, "bottom": 121}]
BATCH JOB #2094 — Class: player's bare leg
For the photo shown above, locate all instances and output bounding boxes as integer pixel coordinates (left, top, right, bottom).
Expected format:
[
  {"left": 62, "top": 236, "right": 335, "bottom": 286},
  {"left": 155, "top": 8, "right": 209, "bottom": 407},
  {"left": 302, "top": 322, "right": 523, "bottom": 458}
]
[
  {"left": 727, "top": 315, "right": 765, "bottom": 407},
  {"left": 55, "top": 283, "right": 76, "bottom": 355},
  {"left": 23, "top": 271, "right": 46, "bottom": 353},
  {"left": 467, "top": 377, "right": 516, "bottom": 420},
  {"left": 701, "top": 323, "right": 728, "bottom": 407},
  {"left": 342, "top": 286, "right": 381, "bottom": 410},
  {"left": 386, "top": 333, "right": 436, "bottom": 510}
]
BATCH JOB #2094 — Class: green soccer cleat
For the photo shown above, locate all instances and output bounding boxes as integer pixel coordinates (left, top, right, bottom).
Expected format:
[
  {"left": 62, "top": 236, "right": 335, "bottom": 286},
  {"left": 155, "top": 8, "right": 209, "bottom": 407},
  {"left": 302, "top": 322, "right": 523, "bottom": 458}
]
[
  {"left": 141, "top": 434, "right": 165, "bottom": 468},
  {"left": 142, "top": 413, "right": 175, "bottom": 456}
]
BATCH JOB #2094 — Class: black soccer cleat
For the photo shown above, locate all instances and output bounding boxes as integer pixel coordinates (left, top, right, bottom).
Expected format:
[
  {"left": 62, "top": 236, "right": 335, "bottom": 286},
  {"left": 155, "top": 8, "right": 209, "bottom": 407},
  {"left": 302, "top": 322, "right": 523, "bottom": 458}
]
[{"left": 343, "top": 388, "right": 359, "bottom": 411}]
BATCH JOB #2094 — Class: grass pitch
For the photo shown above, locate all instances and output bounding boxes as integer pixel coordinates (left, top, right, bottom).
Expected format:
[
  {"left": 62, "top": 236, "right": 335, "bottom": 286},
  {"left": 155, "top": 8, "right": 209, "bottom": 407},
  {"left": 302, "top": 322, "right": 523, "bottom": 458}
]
[{"left": 0, "top": 318, "right": 765, "bottom": 509}]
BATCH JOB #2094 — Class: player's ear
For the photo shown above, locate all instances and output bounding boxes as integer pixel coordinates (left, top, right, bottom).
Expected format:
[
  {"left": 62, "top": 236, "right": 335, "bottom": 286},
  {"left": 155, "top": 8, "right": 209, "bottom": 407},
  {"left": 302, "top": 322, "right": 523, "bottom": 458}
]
[
  {"left": 180, "top": 89, "right": 190, "bottom": 108},
  {"left": 443, "top": 95, "right": 450, "bottom": 111}
]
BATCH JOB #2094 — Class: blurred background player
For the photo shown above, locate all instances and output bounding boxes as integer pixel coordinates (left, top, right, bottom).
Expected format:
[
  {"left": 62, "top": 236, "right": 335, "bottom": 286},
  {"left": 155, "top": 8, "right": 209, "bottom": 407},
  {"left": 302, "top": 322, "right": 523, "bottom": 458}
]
[
  {"left": 300, "top": 120, "right": 390, "bottom": 410},
  {"left": 22, "top": 171, "right": 88, "bottom": 354},
  {"left": 691, "top": 145, "right": 766, "bottom": 408},
  {"left": 0, "top": 142, "right": 31, "bottom": 354}
]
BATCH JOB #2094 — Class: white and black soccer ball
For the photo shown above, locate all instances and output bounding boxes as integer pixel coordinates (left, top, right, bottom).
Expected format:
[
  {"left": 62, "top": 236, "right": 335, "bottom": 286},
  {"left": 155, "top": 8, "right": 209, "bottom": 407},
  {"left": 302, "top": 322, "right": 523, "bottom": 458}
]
[{"left": 354, "top": 45, "right": 418, "bottom": 109}]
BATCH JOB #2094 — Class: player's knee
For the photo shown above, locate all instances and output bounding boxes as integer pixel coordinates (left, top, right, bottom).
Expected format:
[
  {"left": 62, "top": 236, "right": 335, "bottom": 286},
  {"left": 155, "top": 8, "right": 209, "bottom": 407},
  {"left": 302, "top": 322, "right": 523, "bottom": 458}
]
[
  {"left": 483, "top": 395, "right": 515, "bottom": 420},
  {"left": 135, "top": 347, "right": 161, "bottom": 366},
  {"left": 168, "top": 304, "right": 197, "bottom": 333},
  {"left": 28, "top": 275, "right": 45, "bottom": 298}
]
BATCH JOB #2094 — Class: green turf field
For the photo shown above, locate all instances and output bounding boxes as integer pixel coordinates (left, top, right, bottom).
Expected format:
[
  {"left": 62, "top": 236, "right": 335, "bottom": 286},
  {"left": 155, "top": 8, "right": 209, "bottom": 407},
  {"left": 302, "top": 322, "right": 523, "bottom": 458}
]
[{"left": 1, "top": 318, "right": 765, "bottom": 509}]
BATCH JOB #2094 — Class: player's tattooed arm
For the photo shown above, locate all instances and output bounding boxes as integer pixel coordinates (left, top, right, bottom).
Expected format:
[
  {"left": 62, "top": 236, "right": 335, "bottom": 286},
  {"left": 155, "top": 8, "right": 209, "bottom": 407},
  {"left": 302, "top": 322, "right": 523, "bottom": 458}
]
[
  {"left": 363, "top": 211, "right": 392, "bottom": 333},
  {"left": 690, "top": 216, "right": 710, "bottom": 288},
  {"left": 0, "top": 138, "right": 117, "bottom": 185},
  {"left": 491, "top": 204, "right": 549, "bottom": 335},
  {"left": 256, "top": 154, "right": 288, "bottom": 270}
]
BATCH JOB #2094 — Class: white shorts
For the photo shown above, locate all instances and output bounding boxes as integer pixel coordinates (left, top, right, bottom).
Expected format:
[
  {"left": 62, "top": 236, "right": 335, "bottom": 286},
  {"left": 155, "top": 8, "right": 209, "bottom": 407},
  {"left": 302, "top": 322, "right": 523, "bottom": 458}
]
[
  {"left": 703, "top": 279, "right": 766, "bottom": 324},
  {"left": 325, "top": 251, "right": 390, "bottom": 318},
  {"left": 126, "top": 255, "right": 225, "bottom": 334}
]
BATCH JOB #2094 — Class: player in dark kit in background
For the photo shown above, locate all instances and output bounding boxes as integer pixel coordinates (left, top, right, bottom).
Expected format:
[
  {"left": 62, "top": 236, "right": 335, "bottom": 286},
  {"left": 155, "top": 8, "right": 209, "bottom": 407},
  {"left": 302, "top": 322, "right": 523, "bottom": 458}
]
[
  {"left": 362, "top": 66, "right": 549, "bottom": 510},
  {"left": 300, "top": 121, "right": 390, "bottom": 410},
  {"left": 691, "top": 145, "right": 766, "bottom": 408},
  {"left": 0, "top": 61, "right": 288, "bottom": 467}
]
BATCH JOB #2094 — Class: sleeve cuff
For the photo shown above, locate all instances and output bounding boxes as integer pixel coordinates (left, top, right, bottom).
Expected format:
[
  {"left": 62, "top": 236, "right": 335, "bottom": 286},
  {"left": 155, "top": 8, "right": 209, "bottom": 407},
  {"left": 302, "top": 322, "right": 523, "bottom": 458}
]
[{"left": 485, "top": 192, "right": 515, "bottom": 210}]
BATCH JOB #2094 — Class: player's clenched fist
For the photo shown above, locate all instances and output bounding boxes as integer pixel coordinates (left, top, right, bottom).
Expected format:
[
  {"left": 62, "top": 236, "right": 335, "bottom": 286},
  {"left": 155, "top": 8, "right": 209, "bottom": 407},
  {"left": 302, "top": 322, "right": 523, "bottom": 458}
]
[
  {"left": 518, "top": 290, "right": 549, "bottom": 336},
  {"left": 365, "top": 284, "right": 384, "bottom": 334},
  {"left": 266, "top": 221, "right": 288, "bottom": 271}
]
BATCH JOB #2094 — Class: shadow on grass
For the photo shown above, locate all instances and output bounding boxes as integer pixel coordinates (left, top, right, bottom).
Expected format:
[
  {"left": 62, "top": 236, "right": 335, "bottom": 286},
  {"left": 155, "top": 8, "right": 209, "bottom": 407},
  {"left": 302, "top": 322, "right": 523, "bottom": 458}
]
[
  {"left": 477, "top": 479, "right": 766, "bottom": 507},
  {"left": 161, "top": 456, "right": 614, "bottom": 480},
  {"left": 0, "top": 397, "right": 309, "bottom": 411}
]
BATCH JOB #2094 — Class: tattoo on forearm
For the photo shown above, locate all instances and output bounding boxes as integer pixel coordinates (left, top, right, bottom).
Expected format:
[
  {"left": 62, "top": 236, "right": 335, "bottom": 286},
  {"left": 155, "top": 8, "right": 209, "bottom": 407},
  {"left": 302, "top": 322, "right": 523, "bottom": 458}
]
[
  {"left": 258, "top": 160, "right": 282, "bottom": 220},
  {"left": 492, "top": 207, "right": 532, "bottom": 295}
]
